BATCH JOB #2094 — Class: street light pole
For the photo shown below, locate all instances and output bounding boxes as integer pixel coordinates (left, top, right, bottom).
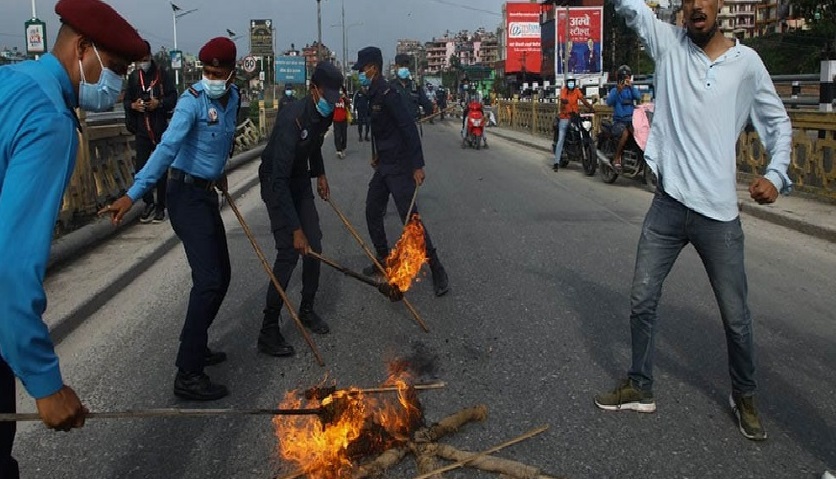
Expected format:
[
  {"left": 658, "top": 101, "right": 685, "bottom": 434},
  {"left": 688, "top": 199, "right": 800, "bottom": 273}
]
[
  {"left": 341, "top": 0, "right": 347, "bottom": 73},
  {"left": 171, "top": 3, "right": 198, "bottom": 92},
  {"left": 317, "top": 0, "right": 323, "bottom": 62}
]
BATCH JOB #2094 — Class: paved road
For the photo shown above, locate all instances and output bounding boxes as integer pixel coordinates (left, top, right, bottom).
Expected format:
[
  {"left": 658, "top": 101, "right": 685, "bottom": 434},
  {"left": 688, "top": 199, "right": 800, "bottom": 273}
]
[{"left": 15, "top": 121, "right": 836, "bottom": 478}]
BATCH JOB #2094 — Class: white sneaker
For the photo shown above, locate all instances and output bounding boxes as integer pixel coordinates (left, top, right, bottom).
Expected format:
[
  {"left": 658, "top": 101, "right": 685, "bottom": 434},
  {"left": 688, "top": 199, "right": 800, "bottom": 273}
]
[{"left": 822, "top": 471, "right": 835, "bottom": 479}]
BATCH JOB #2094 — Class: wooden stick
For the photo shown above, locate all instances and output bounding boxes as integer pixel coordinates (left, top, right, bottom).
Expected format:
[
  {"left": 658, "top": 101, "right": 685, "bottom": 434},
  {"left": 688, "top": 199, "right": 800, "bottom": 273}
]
[
  {"left": 306, "top": 251, "right": 385, "bottom": 289},
  {"left": 428, "top": 443, "right": 564, "bottom": 479},
  {"left": 412, "top": 425, "right": 549, "bottom": 479},
  {"left": 325, "top": 197, "right": 429, "bottom": 332},
  {"left": 221, "top": 189, "right": 324, "bottom": 366},
  {"left": 416, "top": 106, "right": 457, "bottom": 124},
  {"left": 404, "top": 182, "right": 421, "bottom": 226},
  {"left": 358, "top": 382, "right": 446, "bottom": 395},
  {"left": 0, "top": 407, "right": 323, "bottom": 422}
]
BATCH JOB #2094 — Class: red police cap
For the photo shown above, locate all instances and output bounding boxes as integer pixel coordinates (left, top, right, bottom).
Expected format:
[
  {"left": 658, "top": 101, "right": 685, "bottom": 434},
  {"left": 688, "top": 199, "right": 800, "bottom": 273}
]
[
  {"left": 199, "top": 37, "right": 237, "bottom": 68},
  {"left": 55, "top": 0, "right": 146, "bottom": 62}
]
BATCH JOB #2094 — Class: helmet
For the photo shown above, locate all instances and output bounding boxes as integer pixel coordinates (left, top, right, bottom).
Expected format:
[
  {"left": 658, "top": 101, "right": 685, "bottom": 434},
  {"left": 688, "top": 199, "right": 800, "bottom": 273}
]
[
  {"left": 565, "top": 74, "right": 576, "bottom": 90},
  {"left": 617, "top": 65, "right": 632, "bottom": 82}
]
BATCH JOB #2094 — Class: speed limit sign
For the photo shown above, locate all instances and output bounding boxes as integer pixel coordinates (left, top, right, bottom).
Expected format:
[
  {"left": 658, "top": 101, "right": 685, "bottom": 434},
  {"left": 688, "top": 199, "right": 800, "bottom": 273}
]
[{"left": 242, "top": 55, "right": 257, "bottom": 73}]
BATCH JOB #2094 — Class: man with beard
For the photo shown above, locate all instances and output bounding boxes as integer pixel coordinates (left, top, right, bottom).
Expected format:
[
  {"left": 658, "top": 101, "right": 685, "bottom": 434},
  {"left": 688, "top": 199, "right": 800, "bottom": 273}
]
[{"left": 593, "top": 0, "right": 791, "bottom": 442}]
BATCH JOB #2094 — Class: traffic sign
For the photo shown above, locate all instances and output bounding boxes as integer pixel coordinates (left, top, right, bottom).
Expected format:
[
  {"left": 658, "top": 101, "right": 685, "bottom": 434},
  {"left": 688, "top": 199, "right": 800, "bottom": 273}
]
[{"left": 243, "top": 55, "right": 257, "bottom": 73}]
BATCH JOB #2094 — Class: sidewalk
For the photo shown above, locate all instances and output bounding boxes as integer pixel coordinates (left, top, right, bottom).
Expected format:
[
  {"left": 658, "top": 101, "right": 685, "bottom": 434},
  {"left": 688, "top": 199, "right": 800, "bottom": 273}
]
[
  {"left": 489, "top": 126, "right": 836, "bottom": 244},
  {"left": 43, "top": 146, "right": 265, "bottom": 342}
]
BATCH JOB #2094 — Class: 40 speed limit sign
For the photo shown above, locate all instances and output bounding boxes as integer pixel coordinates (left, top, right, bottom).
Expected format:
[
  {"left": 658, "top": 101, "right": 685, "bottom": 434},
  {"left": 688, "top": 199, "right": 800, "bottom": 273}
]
[{"left": 242, "top": 56, "right": 257, "bottom": 73}]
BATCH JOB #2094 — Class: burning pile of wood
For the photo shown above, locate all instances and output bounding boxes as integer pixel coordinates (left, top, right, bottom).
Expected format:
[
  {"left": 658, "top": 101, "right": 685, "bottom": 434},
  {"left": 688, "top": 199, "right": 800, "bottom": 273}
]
[{"left": 272, "top": 366, "right": 562, "bottom": 479}]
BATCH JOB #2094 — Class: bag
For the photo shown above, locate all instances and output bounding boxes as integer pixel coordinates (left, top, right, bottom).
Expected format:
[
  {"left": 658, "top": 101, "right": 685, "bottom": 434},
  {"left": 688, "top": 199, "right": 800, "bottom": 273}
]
[{"left": 346, "top": 107, "right": 353, "bottom": 125}]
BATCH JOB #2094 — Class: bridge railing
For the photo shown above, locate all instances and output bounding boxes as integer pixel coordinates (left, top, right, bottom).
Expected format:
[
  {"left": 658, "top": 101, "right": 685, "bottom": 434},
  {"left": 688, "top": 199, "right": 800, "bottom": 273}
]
[{"left": 494, "top": 99, "right": 836, "bottom": 200}]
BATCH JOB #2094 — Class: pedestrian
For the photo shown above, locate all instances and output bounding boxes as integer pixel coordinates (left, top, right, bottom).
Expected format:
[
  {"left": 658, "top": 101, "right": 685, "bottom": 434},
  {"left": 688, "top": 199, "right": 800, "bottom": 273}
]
[
  {"left": 593, "top": 0, "right": 792, "bottom": 442},
  {"left": 392, "top": 54, "right": 434, "bottom": 127},
  {"left": 101, "top": 37, "right": 241, "bottom": 402},
  {"left": 435, "top": 86, "right": 448, "bottom": 120},
  {"left": 256, "top": 62, "right": 343, "bottom": 357},
  {"left": 0, "top": 0, "right": 146, "bottom": 475},
  {"left": 332, "top": 86, "right": 350, "bottom": 159},
  {"left": 353, "top": 85, "right": 371, "bottom": 141},
  {"left": 553, "top": 74, "right": 593, "bottom": 172},
  {"left": 124, "top": 40, "right": 177, "bottom": 223},
  {"left": 279, "top": 83, "right": 295, "bottom": 111},
  {"left": 352, "top": 46, "right": 449, "bottom": 297}
]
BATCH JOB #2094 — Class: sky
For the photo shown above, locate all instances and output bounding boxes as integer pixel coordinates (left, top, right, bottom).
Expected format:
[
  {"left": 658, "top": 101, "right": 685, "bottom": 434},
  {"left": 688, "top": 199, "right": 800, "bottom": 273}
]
[{"left": 1, "top": 0, "right": 509, "bottom": 64}]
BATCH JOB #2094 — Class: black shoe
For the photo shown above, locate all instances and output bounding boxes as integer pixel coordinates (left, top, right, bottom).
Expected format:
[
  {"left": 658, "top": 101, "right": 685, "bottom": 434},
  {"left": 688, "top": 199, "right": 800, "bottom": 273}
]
[
  {"left": 553, "top": 164, "right": 559, "bottom": 172},
  {"left": 173, "top": 370, "right": 228, "bottom": 401},
  {"left": 300, "top": 306, "right": 330, "bottom": 335},
  {"left": 257, "top": 325, "right": 295, "bottom": 357},
  {"left": 365, "top": 135, "right": 370, "bottom": 141},
  {"left": 359, "top": 137, "right": 364, "bottom": 142},
  {"left": 429, "top": 259, "right": 450, "bottom": 297},
  {"left": 140, "top": 202, "right": 155, "bottom": 223},
  {"left": 204, "top": 348, "right": 227, "bottom": 366},
  {"left": 152, "top": 208, "right": 166, "bottom": 224}
]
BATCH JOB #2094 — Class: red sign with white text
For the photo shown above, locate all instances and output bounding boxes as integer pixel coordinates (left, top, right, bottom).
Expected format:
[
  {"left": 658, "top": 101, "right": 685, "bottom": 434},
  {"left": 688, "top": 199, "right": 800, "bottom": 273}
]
[
  {"left": 556, "top": 7, "right": 604, "bottom": 74},
  {"left": 505, "top": 2, "right": 542, "bottom": 74}
]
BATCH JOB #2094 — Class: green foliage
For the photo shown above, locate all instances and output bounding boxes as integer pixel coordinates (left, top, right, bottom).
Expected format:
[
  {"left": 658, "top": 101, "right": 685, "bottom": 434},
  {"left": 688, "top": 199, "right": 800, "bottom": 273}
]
[{"left": 743, "top": 23, "right": 835, "bottom": 74}]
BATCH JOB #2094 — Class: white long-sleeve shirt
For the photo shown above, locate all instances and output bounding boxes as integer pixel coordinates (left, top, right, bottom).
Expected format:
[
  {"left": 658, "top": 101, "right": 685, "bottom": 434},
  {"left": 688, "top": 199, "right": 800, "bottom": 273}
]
[{"left": 616, "top": 0, "right": 792, "bottom": 221}]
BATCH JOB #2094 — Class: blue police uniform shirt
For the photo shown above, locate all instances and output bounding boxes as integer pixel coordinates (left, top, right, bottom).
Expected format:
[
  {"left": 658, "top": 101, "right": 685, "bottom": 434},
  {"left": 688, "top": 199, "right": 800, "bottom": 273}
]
[
  {"left": 0, "top": 54, "right": 78, "bottom": 399},
  {"left": 127, "top": 82, "right": 238, "bottom": 201},
  {"left": 606, "top": 85, "right": 642, "bottom": 124}
]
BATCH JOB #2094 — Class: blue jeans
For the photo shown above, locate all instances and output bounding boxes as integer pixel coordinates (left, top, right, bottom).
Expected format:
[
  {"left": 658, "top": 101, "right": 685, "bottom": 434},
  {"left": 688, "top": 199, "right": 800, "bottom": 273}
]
[
  {"left": 628, "top": 189, "right": 756, "bottom": 397},
  {"left": 553, "top": 118, "right": 570, "bottom": 167}
]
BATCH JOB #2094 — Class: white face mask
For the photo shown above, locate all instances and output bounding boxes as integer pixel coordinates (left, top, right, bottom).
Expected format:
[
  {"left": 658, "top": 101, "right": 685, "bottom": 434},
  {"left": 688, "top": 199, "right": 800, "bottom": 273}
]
[
  {"left": 202, "top": 71, "right": 233, "bottom": 99},
  {"left": 78, "top": 45, "right": 122, "bottom": 112},
  {"left": 137, "top": 61, "right": 152, "bottom": 72}
]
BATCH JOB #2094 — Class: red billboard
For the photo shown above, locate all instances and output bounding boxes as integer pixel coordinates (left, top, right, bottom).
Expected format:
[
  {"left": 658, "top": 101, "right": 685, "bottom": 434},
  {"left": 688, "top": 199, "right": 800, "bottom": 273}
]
[
  {"left": 555, "top": 7, "right": 604, "bottom": 75},
  {"left": 505, "top": 2, "right": 542, "bottom": 74}
]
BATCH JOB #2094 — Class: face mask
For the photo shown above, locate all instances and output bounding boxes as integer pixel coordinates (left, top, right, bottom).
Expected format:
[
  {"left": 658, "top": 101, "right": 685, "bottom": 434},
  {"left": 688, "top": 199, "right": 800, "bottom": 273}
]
[
  {"left": 316, "top": 96, "right": 334, "bottom": 117},
  {"left": 359, "top": 72, "right": 371, "bottom": 87},
  {"left": 285, "top": 90, "right": 293, "bottom": 96},
  {"left": 137, "top": 61, "right": 151, "bottom": 72},
  {"left": 78, "top": 46, "right": 123, "bottom": 112},
  {"left": 202, "top": 72, "right": 232, "bottom": 99},
  {"left": 397, "top": 67, "right": 410, "bottom": 80},
  {"left": 567, "top": 81, "right": 576, "bottom": 90}
]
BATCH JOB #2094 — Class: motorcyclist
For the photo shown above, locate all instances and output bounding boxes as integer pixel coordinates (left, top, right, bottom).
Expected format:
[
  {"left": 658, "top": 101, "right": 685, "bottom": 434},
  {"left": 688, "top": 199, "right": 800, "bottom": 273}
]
[
  {"left": 606, "top": 65, "right": 642, "bottom": 170},
  {"left": 554, "top": 75, "right": 594, "bottom": 172}
]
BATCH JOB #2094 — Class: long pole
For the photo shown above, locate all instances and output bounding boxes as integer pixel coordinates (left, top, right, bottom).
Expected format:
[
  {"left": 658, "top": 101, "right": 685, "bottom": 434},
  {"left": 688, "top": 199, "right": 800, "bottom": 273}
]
[
  {"left": 341, "top": 0, "right": 347, "bottom": 74},
  {"left": 564, "top": 4, "right": 570, "bottom": 81},
  {"left": 317, "top": 0, "right": 323, "bottom": 62},
  {"left": 0, "top": 407, "right": 323, "bottom": 422},
  {"left": 173, "top": 11, "right": 180, "bottom": 91},
  {"left": 31, "top": 0, "right": 36, "bottom": 18}
]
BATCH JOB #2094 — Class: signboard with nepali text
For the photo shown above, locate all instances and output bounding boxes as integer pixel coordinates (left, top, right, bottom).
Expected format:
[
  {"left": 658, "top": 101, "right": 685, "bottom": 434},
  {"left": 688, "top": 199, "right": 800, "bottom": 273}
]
[
  {"left": 555, "top": 7, "right": 604, "bottom": 75},
  {"left": 250, "top": 19, "right": 274, "bottom": 56},
  {"left": 274, "top": 55, "right": 307, "bottom": 84},
  {"left": 505, "top": 2, "right": 542, "bottom": 74}
]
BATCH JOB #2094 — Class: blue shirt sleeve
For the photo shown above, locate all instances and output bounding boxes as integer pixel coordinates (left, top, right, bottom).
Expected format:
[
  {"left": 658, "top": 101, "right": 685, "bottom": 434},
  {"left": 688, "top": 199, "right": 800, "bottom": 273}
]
[
  {"left": 750, "top": 63, "right": 793, "bottom": 194},
  {"left": 606, "top": 88, "right": 617, "bottom": 107},
  {"left": 615, "top": 0, "right": 680, "bottom": 61},
  {"left": 127, "top": 94, "right": 197, "bottom": 201},
  {"left": 0, "top": 112, "right": 76, "bottom": 399},
  {"left": 632, "top": 87, "right": 642, "bottom": 102}
]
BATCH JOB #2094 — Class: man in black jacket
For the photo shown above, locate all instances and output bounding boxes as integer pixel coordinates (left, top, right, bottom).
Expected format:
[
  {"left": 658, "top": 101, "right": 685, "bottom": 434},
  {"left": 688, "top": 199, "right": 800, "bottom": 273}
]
[
  {"left": 123, "top": 41, "right": 177, "bottom": 223},
  {"left": 256, "top": 62, "right": 343, "bottom": 356},
  {"left": 353, "top": 86, "right": 370, "bottom": 141}
]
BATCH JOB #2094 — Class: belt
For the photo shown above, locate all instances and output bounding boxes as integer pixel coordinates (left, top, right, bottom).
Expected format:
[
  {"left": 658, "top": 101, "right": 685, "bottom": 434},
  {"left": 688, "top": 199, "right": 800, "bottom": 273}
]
[{"left": 169, "top": 168, "right": 217, "bottom": 190}]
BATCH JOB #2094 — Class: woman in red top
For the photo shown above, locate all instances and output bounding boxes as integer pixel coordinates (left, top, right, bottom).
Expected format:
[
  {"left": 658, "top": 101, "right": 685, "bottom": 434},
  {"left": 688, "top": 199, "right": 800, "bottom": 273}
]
[{"left": 333, "top": 87, "right": 350, "bottom": 159}]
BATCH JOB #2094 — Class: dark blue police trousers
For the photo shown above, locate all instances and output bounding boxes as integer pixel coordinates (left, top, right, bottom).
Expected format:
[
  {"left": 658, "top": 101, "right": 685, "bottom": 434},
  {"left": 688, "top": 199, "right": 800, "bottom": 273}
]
[
  {"left": 0, "top": 357, "right": 19, "bottom": 478},
  {"left": 365, "top": 171, "right": 436, "bottom": 257},
  {"left": 167, "top": 180, "right": 231, "bottom": 374}
]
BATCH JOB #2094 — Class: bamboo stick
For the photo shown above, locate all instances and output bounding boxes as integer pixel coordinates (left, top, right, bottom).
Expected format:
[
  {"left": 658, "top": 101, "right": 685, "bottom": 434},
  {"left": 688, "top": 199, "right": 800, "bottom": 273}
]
[
  {"left": 412, "top": 425, "right": 549, "bottom": 479},
  {"left": 0, "top": 407, "right": 323, "bottom": 423},
  {"left": 428, "top": 443, "right": 564, "bottom": 479}
]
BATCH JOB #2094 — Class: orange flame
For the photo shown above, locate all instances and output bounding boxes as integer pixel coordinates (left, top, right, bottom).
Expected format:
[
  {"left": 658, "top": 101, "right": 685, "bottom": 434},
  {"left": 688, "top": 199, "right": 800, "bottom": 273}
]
[
  {"left": 385, "top": 214, "right": 428, "bottom": 292},
  {"left": 273, "top": 370, "right": 422, "bottom": 479}
]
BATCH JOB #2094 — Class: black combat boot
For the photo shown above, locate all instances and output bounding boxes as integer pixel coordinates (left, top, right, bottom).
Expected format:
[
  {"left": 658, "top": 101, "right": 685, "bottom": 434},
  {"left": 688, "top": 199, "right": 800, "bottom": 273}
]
[
  {"left": 428, "top": 250, "right": 449, "bottom": 297},
  {"left": 173, "top": 370, "right": 228, "bottom": 401},
  {"left": 300, "top": 300, "right": 330, "bottom": 335},
  {"left": 257, "top": 311, "right": 295, "bottom": 357},
  {"left": 362, "top": 250, "right": 389, "bottom": 277}
]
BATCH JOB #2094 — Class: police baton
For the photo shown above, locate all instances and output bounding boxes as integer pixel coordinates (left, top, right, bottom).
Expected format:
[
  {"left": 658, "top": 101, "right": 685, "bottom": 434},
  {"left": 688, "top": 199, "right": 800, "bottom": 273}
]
[{"left": 219, "top": 187, "right": 325, "bottom": 366}]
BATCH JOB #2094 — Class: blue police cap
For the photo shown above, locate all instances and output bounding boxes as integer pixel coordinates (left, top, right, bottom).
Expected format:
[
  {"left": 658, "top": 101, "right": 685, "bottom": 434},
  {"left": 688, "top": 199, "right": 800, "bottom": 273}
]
[
  {"left": 352, "top": 46, "right": 383, "bottom": 71},
  {"left": 311, "top": 61, "right": 343, "bottom": 104},
  {"left": 395, "top": 54, "right": 411, "bottom": 66}
]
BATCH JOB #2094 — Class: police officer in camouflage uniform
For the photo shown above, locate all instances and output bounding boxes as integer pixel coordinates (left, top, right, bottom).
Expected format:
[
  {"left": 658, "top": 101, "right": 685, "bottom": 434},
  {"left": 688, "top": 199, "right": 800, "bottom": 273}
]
[{"left": 353, "top": 47, "right": 449, "bottom": 297}]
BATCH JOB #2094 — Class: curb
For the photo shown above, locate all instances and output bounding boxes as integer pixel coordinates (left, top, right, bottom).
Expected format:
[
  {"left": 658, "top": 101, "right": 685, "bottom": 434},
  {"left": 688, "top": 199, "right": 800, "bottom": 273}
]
[
  {"left": 48, "top": 146, "right": 265, "bottom": 271},
  {"left": 48, "top": 146, "right": 265, "bottom": 344},
  {"left": 491, "top": 127, "right": 836, "bottom": 244}
]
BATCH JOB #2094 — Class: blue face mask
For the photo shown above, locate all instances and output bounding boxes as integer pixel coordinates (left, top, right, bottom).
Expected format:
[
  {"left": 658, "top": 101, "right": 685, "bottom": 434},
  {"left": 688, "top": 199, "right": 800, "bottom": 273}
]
[
  {"left": 202, "top": 72, "right": 232, "bottom": 99},
  {"left": 315, "top": 95, "right": 334, "bottom": 117},
  {"left": 397, "top": 67, "right": 410, "bottom": 80},
  {"left": 358, "top": 72, "right": 371, "bottom": 87},
  {"left": 78, "top": 46, "right": 122, "bottom": 112},
  {"left": 567, "top": 81, "right": 576, "bottom": 90},
  {"left": 285, "top": 90, "right": 293, "bottom": 96}
]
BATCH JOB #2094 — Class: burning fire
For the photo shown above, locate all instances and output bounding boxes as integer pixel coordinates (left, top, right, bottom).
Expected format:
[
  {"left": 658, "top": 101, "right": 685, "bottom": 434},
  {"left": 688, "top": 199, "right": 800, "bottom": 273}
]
[
  {"left": 385, "top": 214, "right": 428, "bottom": 292},
  {"left": 273, "top": 367, "right": 424, "bottom": 479}
]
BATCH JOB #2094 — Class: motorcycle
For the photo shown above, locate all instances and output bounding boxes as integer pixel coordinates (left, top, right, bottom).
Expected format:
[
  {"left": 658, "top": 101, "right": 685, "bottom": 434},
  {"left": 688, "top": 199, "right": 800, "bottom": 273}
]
[
  {"left": 462, "top": 102, "right": 486, "bottom": 150},
  {"left": 553, "top": 112, "right": 597, "bottom": 175},
  {"left": 595, "top": 103, "right": 657, "bottom": 190}
]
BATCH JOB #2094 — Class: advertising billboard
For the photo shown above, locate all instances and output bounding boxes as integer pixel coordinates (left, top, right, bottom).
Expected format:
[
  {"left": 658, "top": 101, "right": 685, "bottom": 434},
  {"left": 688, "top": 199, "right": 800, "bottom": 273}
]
[
  {"left": 555, "top": 7, "right": 604, "bottom": 76},
  {"left": 250, "top": 19, "right": 274, "bottom": 56},
  {"left": 25, "top": 19, "right": 47, "bottom": 55},
  {"left": 505, "top": 2, "right": 542, "bottom": 74},
  {"left": 275, "top": 56, "right": 307, "bottom": 84}
]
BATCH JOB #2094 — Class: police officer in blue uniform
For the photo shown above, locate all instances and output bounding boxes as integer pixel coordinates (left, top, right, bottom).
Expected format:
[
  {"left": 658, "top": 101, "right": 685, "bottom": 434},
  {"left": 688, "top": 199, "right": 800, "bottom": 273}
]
[
  {"left": 353, "top": 47, "right": 449, "bottom": 297},
  {"left": 103, "top": 37, "right": 240, "bottom": 401},
  {"left": 393, "top": 54, "right": 435, "bottom": 127},
  {"left": 353, "top": 86, "right": 371, "bottom": 141},
  {"left": 279, "top": 83, "right": 296, "bottom": 111},
  {"left": 0, "top": 0, "right": 146, "bottom": 475},
  {"left": 257, "top": 62, "right": 343, "bottom": 357}
]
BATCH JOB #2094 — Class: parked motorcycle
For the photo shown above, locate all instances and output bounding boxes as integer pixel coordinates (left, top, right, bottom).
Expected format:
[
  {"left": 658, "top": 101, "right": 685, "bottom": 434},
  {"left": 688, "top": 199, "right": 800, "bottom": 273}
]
[
  {"left": 595, "top": 104, "right": 657, "bottom": 191},
  {"left": 462, "top": 101, "right": 486, "bottom": 150},
  {"left": 553, "top": 113, "right": 597, "bottom": 175}
]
